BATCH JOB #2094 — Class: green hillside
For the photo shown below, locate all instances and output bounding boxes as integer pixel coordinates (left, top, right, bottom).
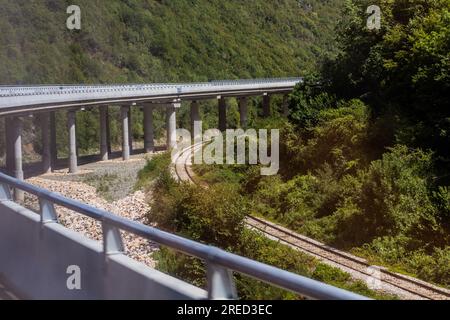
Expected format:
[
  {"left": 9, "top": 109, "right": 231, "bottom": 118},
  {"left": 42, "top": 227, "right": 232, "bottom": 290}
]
[
  {"left": 0, "top": 0, "right": 344, "bottom": 159},
  {"left": 0, "top": 0, "right": 343, "bottom": 84}
]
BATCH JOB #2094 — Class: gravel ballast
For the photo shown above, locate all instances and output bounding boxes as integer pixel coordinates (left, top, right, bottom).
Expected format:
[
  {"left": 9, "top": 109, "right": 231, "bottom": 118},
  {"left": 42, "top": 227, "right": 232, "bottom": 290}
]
[{"left": 24, "top": 155, "right": 158, "bottom": 268}]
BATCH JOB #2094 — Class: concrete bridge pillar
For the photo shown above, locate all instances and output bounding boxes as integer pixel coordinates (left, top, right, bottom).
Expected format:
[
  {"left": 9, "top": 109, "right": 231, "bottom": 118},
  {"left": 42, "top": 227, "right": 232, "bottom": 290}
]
[
  {"left": 143, "top": 105, "right": 155, "bottom": 153},
  {"left": 238, "top": 97, "right": 248, "bottom": 129},
  {"left": 12, "top": 117, "right": 24, "bottom": 202},
  {"left": 128, "top": 108, "right": 133, "bottom": 155},
  {"left": 100, "top": 106, "right": 109, "bottom": 161},
  {"left": 190, "top": 101, "right": 201, "bottom": 138},
  {"left": 106, "top": 111, "right": 112, "bottom": 155},
  {"left": 50, "top": 112, "right": 57, "bottom": 170},
  {"left": 166, "top": 102, "right": 179, "bottom": 149},
  {"left": 262, "top": 93, "right": 271, "bottom": 118},
  {"left": 218, "top": 97, "right": 227, "bottom": 132},
  {"left": 67, "top": 110, "right": 78, "bottom": 174},
  {"left": 41, "top": 113, "right": 52, "bottom": 173},
  {"left": 121, "top": 106, "right": 130, "bottom": 161},
  {"left": 5, "top": 118, "right": 15, "bottom": 176}
]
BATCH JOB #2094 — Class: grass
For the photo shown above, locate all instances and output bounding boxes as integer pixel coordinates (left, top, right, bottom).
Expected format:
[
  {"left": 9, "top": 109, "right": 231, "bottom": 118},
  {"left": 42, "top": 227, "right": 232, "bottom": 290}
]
[{"left": 83, "top": 173, "right": 119, "bottom": 202}]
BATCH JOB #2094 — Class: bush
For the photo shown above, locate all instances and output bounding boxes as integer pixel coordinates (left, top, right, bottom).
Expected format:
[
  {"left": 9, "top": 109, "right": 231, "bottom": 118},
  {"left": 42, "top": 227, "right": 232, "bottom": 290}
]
[
  {"left": 412, "top": 248, "right": 450, "bottom": 287},
  {"left": 149, "top": 181, "right": 247, "bottom": 249},
  {"left": 282, "top": 100, "right": 372, "bottom": 177},
  {"left": 288, "top": 77, "right": 337, "bottom": 129},
  {"left": 136, "top": 152, "right": 173, "bottom": 191},
  {"left": 354, "top": 146, "right": 438, "bottom": 240}
]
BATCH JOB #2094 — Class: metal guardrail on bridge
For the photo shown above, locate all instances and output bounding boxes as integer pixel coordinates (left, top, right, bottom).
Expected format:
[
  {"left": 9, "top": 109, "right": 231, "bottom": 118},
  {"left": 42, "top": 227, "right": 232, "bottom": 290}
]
[
  {"left": 0, "top": 172, "right": 368, "bottom": 300},
  {"left": 0, "top": 78, "right": 303, "bottom": 117}
]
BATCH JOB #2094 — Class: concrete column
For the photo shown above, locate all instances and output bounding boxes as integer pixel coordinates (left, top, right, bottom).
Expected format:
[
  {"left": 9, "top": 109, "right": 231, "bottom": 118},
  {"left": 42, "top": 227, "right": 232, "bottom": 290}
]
[
  {"left": 128, "top": 109, "right": 133, "bottom": 155},
  {"left": 262, "top": 93, "right": 271, "bottom": 118},
  {"left": 5, "top": 118, "right": 14, "bottom": 176},
  {"left": 218, "top": 97, "right": 227, "bottom": 132},
  {"left": 100, "top": 106, "right": 109, "bottom": 161},
  {"left": 50, "top": 112, "right": 57, "bottom": 169},
  {"left": 121, "top": 106, "right": 130, "bottom": 161},
  {"left": 67, "top": 110, "right": 78, "bottom": 174},
  {"left": 190, "top": 101, "right": 201, "bottom": 138},
  {"left": 12, "top": 117, "right": 24, "bottom": 202},
  {"left": 41, "top": 113, "right": 52, "bottom": 173},
  {"left": 238, "top": 97, "right": 248, "bottom": 129},
  {"left": 144, "top": 105, "right": 155, "bottom": 153},
  {"left": 166, "top": 103, "right": 178, "bottom": 149},
  {"left": 283, "top": 95, "right": 289, "bottom": 117},
  {"left": 106, "top": 111, "right": 112, "bottom": 155}
]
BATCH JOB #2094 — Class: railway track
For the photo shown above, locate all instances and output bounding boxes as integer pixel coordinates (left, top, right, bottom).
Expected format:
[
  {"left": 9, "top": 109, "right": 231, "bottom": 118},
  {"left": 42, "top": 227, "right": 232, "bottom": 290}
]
[{"left": 172, "top": 143, "right": 450, "bottom": 300}]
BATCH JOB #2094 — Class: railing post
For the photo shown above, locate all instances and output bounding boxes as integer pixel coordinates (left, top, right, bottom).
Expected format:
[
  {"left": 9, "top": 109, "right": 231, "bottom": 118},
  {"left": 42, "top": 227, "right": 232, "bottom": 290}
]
[
  {"left": 0, "top": 183, "right": 12, "bottom": 201},
  {"left": 207, "top": 263, "right": 237, "bottom": 300},
  {"left": 102, "top": 222, "right": 124, "bottom": 256},
  {"left": 39, "top": 199, "right": 58, "bottom": 224}
]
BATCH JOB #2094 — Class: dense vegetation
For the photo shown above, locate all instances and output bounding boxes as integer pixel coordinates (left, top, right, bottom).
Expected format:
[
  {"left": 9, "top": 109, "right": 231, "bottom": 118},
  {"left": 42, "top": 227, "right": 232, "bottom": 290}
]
[
  {"left": 0, "top": 0, "right": 343, "bottom": 159},
  {"left": 137, "top": 152, "right": 394, "bottom": 299},
  {"left": 192, "top": 0, "right": 450, "bottom": 287}
]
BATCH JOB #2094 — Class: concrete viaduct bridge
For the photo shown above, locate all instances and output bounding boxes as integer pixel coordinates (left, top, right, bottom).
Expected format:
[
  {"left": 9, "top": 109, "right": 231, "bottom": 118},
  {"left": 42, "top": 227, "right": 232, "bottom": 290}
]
[
  {"left": 0, "top": 78, "right": 368, "bottom": 300},
  {"left": 1, "top": 78, "right": 300, "bottom": 201}
]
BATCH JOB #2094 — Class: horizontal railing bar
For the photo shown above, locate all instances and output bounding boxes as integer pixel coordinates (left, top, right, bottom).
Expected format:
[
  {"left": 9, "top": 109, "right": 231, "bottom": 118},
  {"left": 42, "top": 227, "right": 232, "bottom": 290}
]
[
  {"left": 0, "top": 172, "right": 368, "bottom": 300},
  {"left": 0, "top": 78, "right": 303, "bottom": 101},
  {"left": 0, "top": 78, "right": 301, "bottom": 89},
  {"left": 0, "top": 87, "right": 298, "bottom": 117}
]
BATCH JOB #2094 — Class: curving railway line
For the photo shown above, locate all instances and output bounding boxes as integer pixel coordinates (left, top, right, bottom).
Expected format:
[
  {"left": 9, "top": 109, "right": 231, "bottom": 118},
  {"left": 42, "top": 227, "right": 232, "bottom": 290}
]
[{"left": 172, "top": 143, "right": 450, "bottom": 300}]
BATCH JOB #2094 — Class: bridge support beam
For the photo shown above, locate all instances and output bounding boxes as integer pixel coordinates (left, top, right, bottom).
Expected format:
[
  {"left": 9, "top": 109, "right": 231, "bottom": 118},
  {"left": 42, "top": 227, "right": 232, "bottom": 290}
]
[
  {"left": 12, "top": 117, "right": 24, "bottom": 202},
  {"left": 238, "top": 97, "right": 248, "bottom": 129},
  {"left": 262, "top": 93, "right": 271, "bottom": 118},
  {"left": 166, "top": 102, "right": 179, "bottom": 149},
  {"left": 121, "top": 106, "right": 130, "bottom": 161},
  {"left": 67, "top": 110, "right": 78, "bottom": 174},
  {"left": 144, "top": 105, "right": 155, "bottom": 153},
  {"left": 100, "top": 106, "right": 109, "bottom": 161},
  {"left": 190, "top": 101, "right": 201, "bottom": 139},
  {"left": 218, "top": 97, "right": 227, "bottom": 132},
  {"left": 41, "top": 113, "right": 52, "bottom": 173}
]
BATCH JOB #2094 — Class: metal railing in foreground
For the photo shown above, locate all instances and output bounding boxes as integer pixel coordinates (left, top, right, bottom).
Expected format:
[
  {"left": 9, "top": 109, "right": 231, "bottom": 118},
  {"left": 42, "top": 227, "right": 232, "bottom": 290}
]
[{"left": 0, "top": 172, "right": 369, "bottom": 300}]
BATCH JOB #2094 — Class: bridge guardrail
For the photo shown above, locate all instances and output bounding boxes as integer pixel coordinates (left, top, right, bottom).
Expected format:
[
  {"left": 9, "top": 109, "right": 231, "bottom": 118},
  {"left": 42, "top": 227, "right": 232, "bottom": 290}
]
[
  {"left": 0, "top": 172, "right": 368, "bottom": 300},
  {"left": 0, "top": 78, "right": 303, "bottom": 98}
]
